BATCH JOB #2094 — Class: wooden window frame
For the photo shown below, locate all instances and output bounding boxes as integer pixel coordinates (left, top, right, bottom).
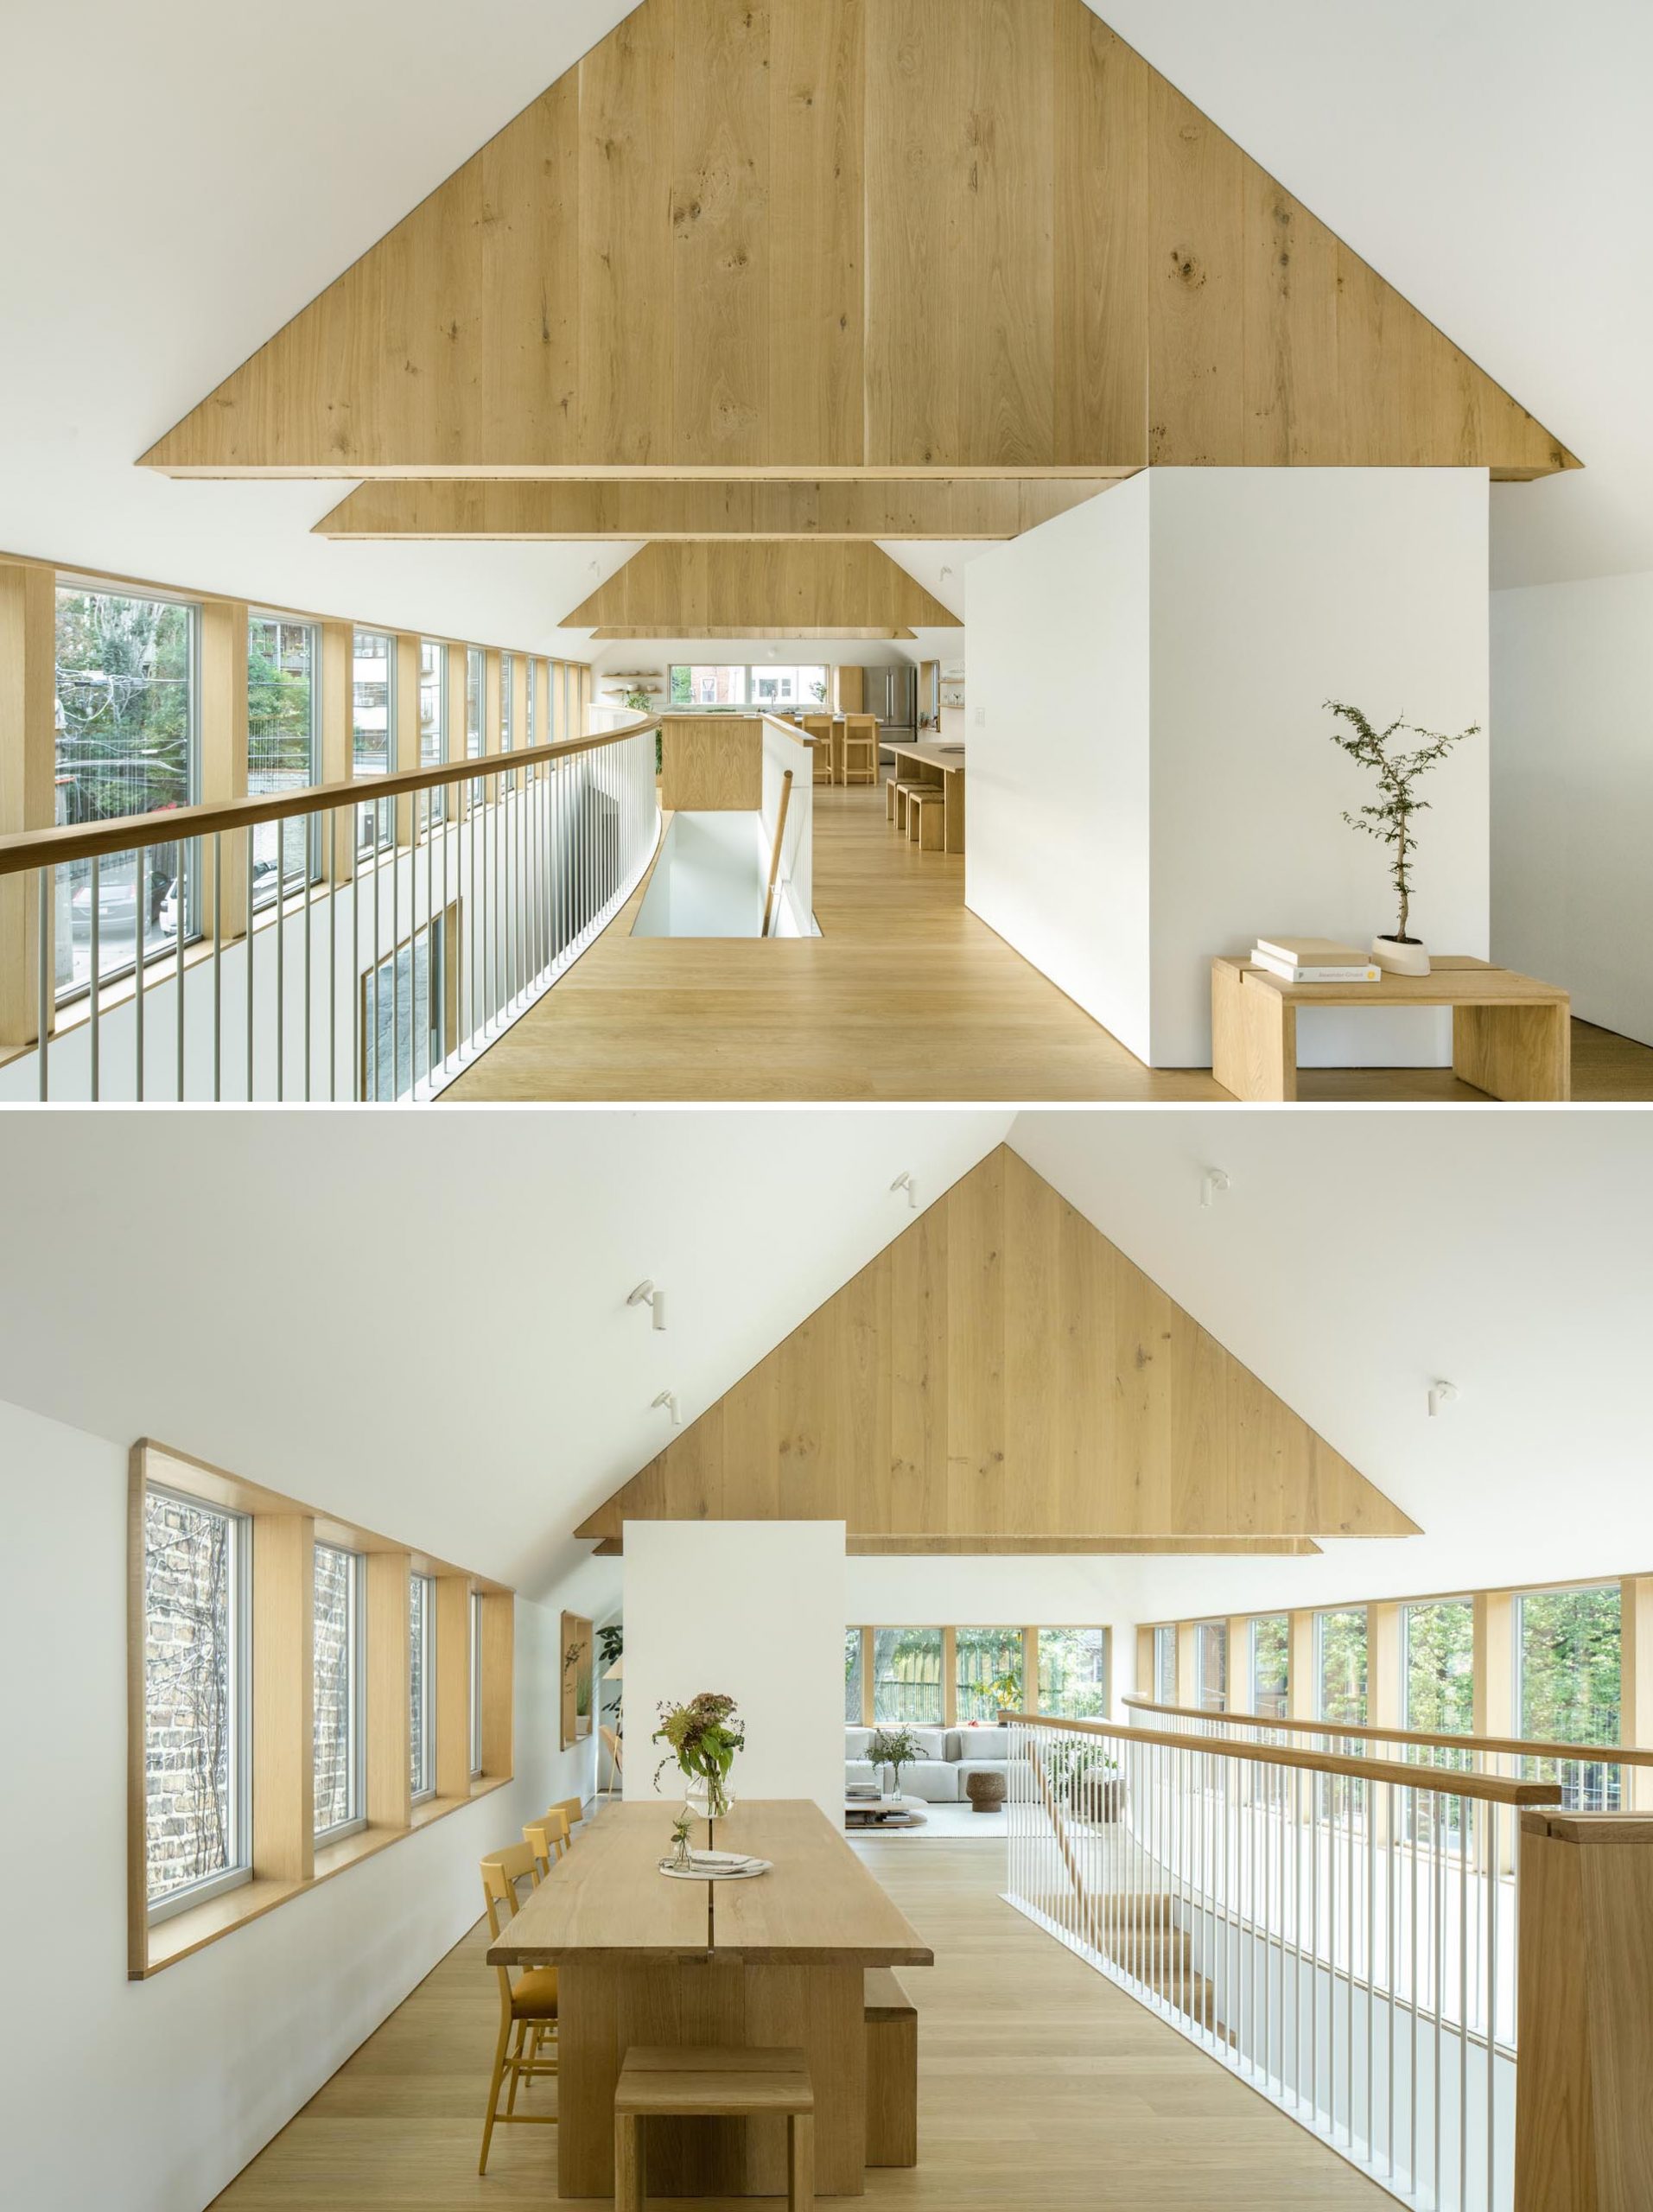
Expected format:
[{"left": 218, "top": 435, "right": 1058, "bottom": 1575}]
[
  {"left": 848, "top": 1622, "right": 1110, "bottom": 1730},
  {"left": 560, "top": 1611, "right": 594, "bottom": 1751},
  {"left": 127, "top": 1437, "right": 514, "bottom": 1980}
]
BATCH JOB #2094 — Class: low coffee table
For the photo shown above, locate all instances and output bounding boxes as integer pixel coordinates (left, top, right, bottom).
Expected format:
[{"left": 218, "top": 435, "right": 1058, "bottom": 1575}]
[{"left": 844, "top": 1794, "right": 926, "bottom": 1829}]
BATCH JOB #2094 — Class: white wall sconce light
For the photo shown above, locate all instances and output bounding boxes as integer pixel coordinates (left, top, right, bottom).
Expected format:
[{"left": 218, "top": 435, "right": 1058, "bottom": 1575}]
[
  {"left": 1200, "top": 1167, "right": 1231, "bottom": 1210},
  {"left": 650, "top": 1389, "right": 682, "bottom": 1427},
  {"left": 890, "top": 1172, "right": 918, "bottom": 1210},
  {"left": 1428, "top": 1380, "right": 1459, "bottom": 1420},
  {"left": 627, "top": 1280, "right": 667, "bottom": 1331}
]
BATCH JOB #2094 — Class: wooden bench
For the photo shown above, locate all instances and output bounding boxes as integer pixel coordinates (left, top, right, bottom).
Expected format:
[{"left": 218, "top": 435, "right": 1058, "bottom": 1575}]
[
  {"left": 864, "top": 1967, "right": 918, "bottom": 2169},
  {"left": 887, "top": 779, "right": 931, "bottom": 833},
  {"left": 614, "top": 2046, "right": 815, "bottom": 2210},
  {"left": 906, "top": 786, "right": 947, "bottom": 850}
]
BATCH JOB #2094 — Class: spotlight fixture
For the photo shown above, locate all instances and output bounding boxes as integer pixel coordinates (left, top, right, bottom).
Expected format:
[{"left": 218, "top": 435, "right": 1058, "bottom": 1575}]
[
  {"left": 1200, "top": 1168, "right": 1231, "bottom": 1210},
  {"left": 650, "top": 1389, "right": 682, "bottom": 1427},
  {"left": 1427, "top": 1380, "right": 1459, "bottom": 1420},
  {"left": 627, "top": 1280, "right": 667, "bottom": 1331},
  {"left": 889, "top": 1171, "right": 918, "bottom": 1210}
]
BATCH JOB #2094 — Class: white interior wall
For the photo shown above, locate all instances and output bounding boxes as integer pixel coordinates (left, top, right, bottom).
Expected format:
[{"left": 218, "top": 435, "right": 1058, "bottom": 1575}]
[
  {"left": 965, "top": 479, "right": 1154, "bottom": 1060},
  {"left": 966, "top": 471, "right": 1490, "bottom": 1071},
  {"left": 0, "top": 1394, "right": 589, "bottom": 2212},
  {"left": 1147, "top": 468, "right": 1490, "bottom": 1068},
  {"left": 624, "top": 1522, "right": 845, "bottom": 1818},
  {"left": 1491, "top": 569, "right": 1653, "bottom": 1048}
]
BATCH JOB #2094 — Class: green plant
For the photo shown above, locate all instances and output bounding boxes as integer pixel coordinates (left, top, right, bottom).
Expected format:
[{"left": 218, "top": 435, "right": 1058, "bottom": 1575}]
[
  {"left": 983, "top": 1666, "right": 1023, "bottom": 1717},
  {"left": 1042, "top": 1738, "right": 1116, "bottom": 1797},
  {"left": 868, "top": 1725, "right": 923, "bottom": 1796},
  {"left": 1324, "top": 701, "right": 1480, "bottom": 944},
  {"left": 653, "top": 1691, "right": 746, "bottom": 1817}
]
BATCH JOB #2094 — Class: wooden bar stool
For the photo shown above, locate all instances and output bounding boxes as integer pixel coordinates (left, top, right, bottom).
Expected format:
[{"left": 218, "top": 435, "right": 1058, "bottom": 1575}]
[
  {"left": 842, "top": 714, "right": 879, "bottom": 787},
  {"left": 614, "top": 2047, "right": 814, "bottom": 2212},
  {"left": 907, "top": 787, "right": 946, "bottom": 850},
  {"left": 802, "top": 715, "right": 836, "bottom": 785},
  {"left": 891, "top": 780, "right": 929, "bottom": 834}
]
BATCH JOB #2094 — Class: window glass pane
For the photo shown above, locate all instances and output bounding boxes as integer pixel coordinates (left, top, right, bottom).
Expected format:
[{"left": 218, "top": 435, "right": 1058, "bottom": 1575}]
[
  {"left": 843, "top": 1628, "right": 864, "bottom": 1724},
  {"left": 1039, "top": 1627, "right": 1107, "bottom": 1719},
  {"left": 1196, "top": 1623, "right": 1228, "bottom": 1711},
  {"left": 363, "top": 917, "right": 444, "bottom": 1102},
  {"left": 143, "top": 1490, "right": 240, "bottom": 1907},
  {"left": 248, "top": 616, "right": 317, "bottom": 901},
  {"left": 799, "top": 666, "right": 829, "bottom": 705},
  {"left": 54, "top": 585, "right": 196, "bottom": 1001},
  {"left": 1251, "top": 1616, "right": 1289, "bottom": 1719},
  {"left": 872, "top": 1627, "right": 943, "bottom": 1725},
  {"left": 419, "top": 641, "right": 446, "bottom": 828},
  {"left": 1317, "top": 1607, "right": 1369, "bottom": 1725},
  {"left": 957, "top": 1626, "right": 1024, "bottom": 1722},
  {"left": 353, "top": 629, "right": 394, "bottom": 853},
  {"left": 313, "top": 1544, "right": 359, "bottom": 1836},
  {"left": 1153, "top": 1625, "right": 1177, "bottom": 1705},
  {"left": 1518, "top": 1586, "right": 1620, "bottom": 1745},
  {"left": 671, "top": 664, "right": 747, "bottom": 707},
  {"left": 410, "top": 1575, "right": 432, "bottom": 1798},
  {"left": 1403, "top": 1599, "right": 1475, "bottom": 1733}
]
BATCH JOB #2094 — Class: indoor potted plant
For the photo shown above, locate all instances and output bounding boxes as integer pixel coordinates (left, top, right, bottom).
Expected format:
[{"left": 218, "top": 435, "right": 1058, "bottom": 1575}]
[
  {"left": 868, "top": 1724, "right": 922, "bottom": 1800},
  {"left": 652, "top": 1691, "right": 746, "bottom": 1819},
  {"left": 1046, "top": 1738, "right": 1124, "bottom": 1823},
  {"left": 1324, "top": 699, "right": 1480, "bottom": 977}
]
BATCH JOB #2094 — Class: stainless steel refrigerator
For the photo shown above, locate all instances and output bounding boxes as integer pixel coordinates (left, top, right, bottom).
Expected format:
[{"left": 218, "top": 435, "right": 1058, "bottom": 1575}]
[{"left": 861, "top": 665, "right": 916, "bottom": 760}]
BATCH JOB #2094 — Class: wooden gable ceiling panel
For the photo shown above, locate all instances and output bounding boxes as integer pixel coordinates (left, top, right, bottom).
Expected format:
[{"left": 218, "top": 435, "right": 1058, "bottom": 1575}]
[
  {"left": 311, "top": 477, "right": 1116, "bottom": 538},
  {"left": 563, "top": 540, "right": 957, "bottom": 629},
  {"left": 575, "top": 1144, "right": 1420, "bottom": 1547},
  {"left": 141, "top": 2, "right": 1574, "bottom": 482}
]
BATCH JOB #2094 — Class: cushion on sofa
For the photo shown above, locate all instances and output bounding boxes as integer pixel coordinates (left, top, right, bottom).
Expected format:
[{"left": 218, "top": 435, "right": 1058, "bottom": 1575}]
[
  {"left": 900, "top": 1727, "right": 950, "bottom": 1761},
  {"left": 952, "top": 1727, "right": 1008, "bottom": 1761},
  {"left": 844, "top": 1728, "right": 874, "bottom": 1759},
  {"left": 899, "top": 1760, "right": 958, "bottom": 1803}
]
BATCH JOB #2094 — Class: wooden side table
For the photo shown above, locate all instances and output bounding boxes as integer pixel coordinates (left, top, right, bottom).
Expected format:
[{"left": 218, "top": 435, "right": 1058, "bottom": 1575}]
[{"left": 1211, "top": 955, "right": 1572, "bottom": 1102}]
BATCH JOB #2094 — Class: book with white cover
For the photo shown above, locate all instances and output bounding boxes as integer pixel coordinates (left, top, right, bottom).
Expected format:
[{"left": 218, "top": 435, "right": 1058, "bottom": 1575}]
[
  {"left": 1251, "top": 950, "right": 1381, "bottom": 983},
  {"left": 1254, "top": 935, "right": 1374, "bottom": 969}
]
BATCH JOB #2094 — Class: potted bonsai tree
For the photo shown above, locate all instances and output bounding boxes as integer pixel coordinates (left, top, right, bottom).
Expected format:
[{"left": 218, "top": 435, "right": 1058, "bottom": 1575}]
[
  {"left": 868, "top": 1724, "right": 923, "bottom": 1800},
  {"left": 1324, "top": 699, "right": 1480, "bottom": 977}
]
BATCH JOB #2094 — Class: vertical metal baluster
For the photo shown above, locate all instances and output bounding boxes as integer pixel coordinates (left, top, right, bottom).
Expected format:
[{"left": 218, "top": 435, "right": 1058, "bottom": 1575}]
[
  {"left": 372, "top": 821, "right": 381, "bottom": 1103},
  {"left": 328, "top": 811, "right": 338, "bottom": 1101},
  {"left": 1434, "top": 1808, "right": 1445, "bottom": 2211},
  {"left": 442, "top": 786, "right": 451, "bottom": 1071},
  {"left": 245, "top": 829, "right": 255, "bottom": 1100},
  {"left": 1410, "top": 1785, "right": 1420, "bottom": 2193},
  {"left": 274, "top": 838, "right": 285, "bottom": 1103},
  {"left": 211, "top": 832, "right": 221, "bottom": 1101},
  {"left": 350, "top": 817, "right": 360, "bottom": 1101},
  {"left": 175, "top": 838, "right": 187, "bottom": 1101},
  {"left": 303, "top": 814, "right": 313, "bottom": 1103},
  {"left": 88, "top": 855, "right": 100, "bottom": 1098},
  {"left": 423, "top": 795, "right": 434, "bottom": 1095},
  {"left": 135, "top": 843, "right": 146, "bottom": 1102},
  {"left": 1487, "top": 1804, "right": 1500, "bottom": 2212},
  {"left": 36, "top": 869, "right": 48, "bottom": 1100},
  {"left": 1458, "top": 1795, "right": 1469, "bottom": 2212},
  {"left": 1311, "top": 1761, "right": 1321, "bottom": 2133},
  {"left": 1387, "top": 1782, "right": 1397, "bottom": 2178},
  {"left": 391, "top": 804, "right": 401, "bottom": 1097}
]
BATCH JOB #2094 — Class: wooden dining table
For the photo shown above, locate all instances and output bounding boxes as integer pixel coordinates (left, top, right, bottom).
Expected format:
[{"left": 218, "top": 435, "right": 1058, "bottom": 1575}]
[{"left": 488, "top": 1798, "right": 932, "bottom": 2198}]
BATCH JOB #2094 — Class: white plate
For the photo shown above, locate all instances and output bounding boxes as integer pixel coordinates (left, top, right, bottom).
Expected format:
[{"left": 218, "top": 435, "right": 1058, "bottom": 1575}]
[{"left": 657, "top": 1857, "right": 772, "bottom": 1881}]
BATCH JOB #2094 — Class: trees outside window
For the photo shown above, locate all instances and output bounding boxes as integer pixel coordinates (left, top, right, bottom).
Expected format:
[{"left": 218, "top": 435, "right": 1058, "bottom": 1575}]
[
  {"left": 1518, "top": 1586, "right": 1620, "bottom": 1745},
  {"left": 1196, "top": 1623, "right": 1228, "bottom": 1712},
  {"left": 1251, "top": 1617, "right": 1289, "bottom": 1718},
  {"left": 410, "top": 1574, "right": 435, "bottom": 1799},
  {"left": 1038, "top": 1628, "right": 1106, "bottom": 1719},
  {"left": 873, "top": 1628, "right": 943, "bottom": 1725},
  {"left": 1154, "top": 1624, "right": 1177, "bottom": 1706},
  {"left": 1403, "top": 1600, "right": 1476, "bottom": 1734},
  {"left": 313, "top": 1544, "right": 362, "bottom": 1838},
  {"left": 54, "top": 585, "right": 196, "bottom": 999},
  {"left": 957, "top": 1626, "right": 1023, "bottom": 1721},
  {"left": 1316, "top": 1608, "right": 1369, "bottom": 1726},
  {"left": 143, "top": 1488, "right": 245, "bottom": 1914},
  {"left": 843, "top": 1629, "right": 864, "bottom": 1724}
]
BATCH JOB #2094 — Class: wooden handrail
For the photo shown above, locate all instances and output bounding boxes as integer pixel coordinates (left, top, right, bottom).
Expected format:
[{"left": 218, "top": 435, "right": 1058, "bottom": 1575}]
[
  {"left": 760, "top": 769, "right": 795, "bottom": 938},
  {"left": 1120, "top": 1691, "right": 1653, "bottom": 1769},
  {"left": 0, "top": 711, "right": 663, "bottom": 877},
  {"left": 1001, "top": 1712, "right": 1564, "bottom": 1807}
]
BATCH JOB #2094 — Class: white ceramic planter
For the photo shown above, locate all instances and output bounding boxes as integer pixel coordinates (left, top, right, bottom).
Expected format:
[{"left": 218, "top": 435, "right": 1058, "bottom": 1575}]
[{"left": 1371, "top": 934, "right": 1432, "bottom": 977}]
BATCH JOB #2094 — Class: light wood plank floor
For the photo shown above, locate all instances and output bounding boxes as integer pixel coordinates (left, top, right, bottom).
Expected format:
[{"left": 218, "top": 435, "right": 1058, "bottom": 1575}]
[
  {"left": 444, "top": 787, "right": 1653, "bottom": 1103},
  {"left": 210, "top": 1837, "right": 1386, "bottom": 2209}
]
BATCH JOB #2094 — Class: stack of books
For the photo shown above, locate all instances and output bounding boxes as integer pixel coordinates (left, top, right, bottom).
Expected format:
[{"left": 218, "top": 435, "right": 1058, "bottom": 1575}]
[{"left": 1249, "top": 937, "right": 1381, "bottom": 983}]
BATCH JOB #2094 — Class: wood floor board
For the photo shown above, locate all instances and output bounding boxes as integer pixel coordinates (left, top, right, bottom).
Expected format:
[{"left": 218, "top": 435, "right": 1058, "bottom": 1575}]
[
  {"left": 441, "top": 785, "right": 1653, "bottom": 1103},
  {"left": 210, "top": 1835, "right": 1386, "bottom": 2209}
]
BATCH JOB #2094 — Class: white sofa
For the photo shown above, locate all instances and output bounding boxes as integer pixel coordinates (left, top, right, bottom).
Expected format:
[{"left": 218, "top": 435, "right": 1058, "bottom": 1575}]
[{"left": 845, "top": 1725, "right": 1012, "bottom": 1802}]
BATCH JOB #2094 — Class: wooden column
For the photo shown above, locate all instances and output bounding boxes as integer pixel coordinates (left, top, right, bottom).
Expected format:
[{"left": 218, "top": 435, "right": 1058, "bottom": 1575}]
[
  {"left": 1475, "top": 1591, "right": 1516, "bottom": 1737},
  {"left": 861, "top": 1624, "right": 875, "bottom": 1727},
  {"left": 317, "top": 620, "right": 353, "bottom": 886},
  {"left": 394, "top": 635, "right": 419, "bottom": 848},
  {"left": 1226, "top": 1617, "right": 1249, "bottom": 1712},
  {"left": 480, "top": 1591, "right": 516, "bottom": 1780},
  {"left": 0, "top": 560, "right": 56, "bottom": 1045},
  {"left": 251, "top": 1514, "right": 315, "bottom": 1885},
  {"left": 1021, "top": 1625, "right": 1039, "bottom": 1714},
  {"left": 1135, "top": 1626, "right": 1154, "bottom": 1701},
  {"left": 940, "top": 1624, "right": 957, "bottom": 1728},
  {"left": 1621, "top": 1577, "right": 1653, "bottom": 1811},
  {"left": 1370, "top": 1603, "right": 1403, "bottom": 1731},
  {"left": 435, "top": 1573, "right": 474, "bottom": 1800},
  {"left": 511, "top": 652, "right": 530, "bottom": 765},
  {"left": 367, "top": 1549, "right": 412, "bottom": 1827},
  {"left": 1287, "top": 1611, "right": 1317, "bottom": 1721},
  {"left": 1516, "top": 1811, "right": 1653, "bottom": 2211},
  {"left": 200, "top": 599, "right": 250, "bottom": 938},
  {"left": 1175, "top": 1622, "right": 1198, "bottom": 1710}
]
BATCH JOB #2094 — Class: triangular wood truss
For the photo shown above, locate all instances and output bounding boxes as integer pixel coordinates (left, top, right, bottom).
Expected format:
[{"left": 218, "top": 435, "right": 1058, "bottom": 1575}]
[
  {"left": 576, "top": 1146, "right": 1420, "bottom": 1554},
  {"left": 142, "top": 1, "right": 1575, "bottom": 481},
  {"left": 563, "top": 541, "right": 957, "bottom": 631}
]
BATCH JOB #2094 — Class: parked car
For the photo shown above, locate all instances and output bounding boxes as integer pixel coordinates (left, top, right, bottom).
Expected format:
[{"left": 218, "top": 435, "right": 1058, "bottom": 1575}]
[{"left": 69, "top": 872, "right": 141, "bottom": 938}]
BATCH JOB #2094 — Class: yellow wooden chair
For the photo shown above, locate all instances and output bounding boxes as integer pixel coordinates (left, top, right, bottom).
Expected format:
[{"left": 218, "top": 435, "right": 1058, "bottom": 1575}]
[
  {"left": 479, "top": 1844, "right": 559, "bottom": 2174},
  {"left": 552, "top": 1794, "right": 584, "bottom": 1839},
  {"left": 523, "top": 1807, "right": 572, "bottom": 1882}
]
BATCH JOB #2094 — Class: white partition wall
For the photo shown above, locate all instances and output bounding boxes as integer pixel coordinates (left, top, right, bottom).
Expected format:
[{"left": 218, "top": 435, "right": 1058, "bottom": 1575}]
[
  {"left": 624, "top": 1520, "right": 845, "bottom": 1818},
  {"left": 967, "top": 469, "right": 1491, "bottom": 1070}
]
